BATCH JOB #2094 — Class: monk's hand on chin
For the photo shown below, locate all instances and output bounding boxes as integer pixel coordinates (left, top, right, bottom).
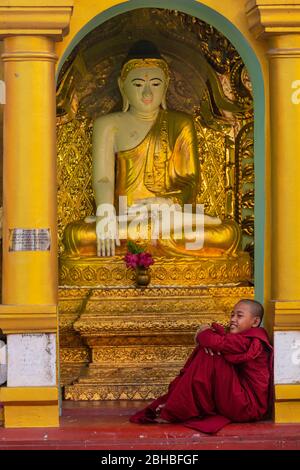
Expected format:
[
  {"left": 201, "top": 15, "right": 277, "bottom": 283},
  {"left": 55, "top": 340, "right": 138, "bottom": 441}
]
[
  {"left": 204, "top": 347, "right": 214, "bottom": 356},
  {"left": 204, "top": 347, "right": 221, "bottom": 356}
]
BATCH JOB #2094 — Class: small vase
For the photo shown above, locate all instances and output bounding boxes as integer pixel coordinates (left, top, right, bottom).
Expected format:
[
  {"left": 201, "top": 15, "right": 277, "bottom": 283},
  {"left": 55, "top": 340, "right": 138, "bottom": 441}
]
[{"left": 135, "top": 266, "right": 151, "bottom": 287}]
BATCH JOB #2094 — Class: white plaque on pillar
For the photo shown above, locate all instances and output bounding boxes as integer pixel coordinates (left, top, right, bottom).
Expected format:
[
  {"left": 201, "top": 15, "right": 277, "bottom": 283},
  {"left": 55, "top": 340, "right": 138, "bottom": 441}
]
[
  {"left": 274, "top": 331, "right": 300, "bottom": 384},
  {"left": 7, "top": 334, "right": 56, "bottom": 387},
  {"left": 9, "top": 228, "right": 51, "bottom": 251}
]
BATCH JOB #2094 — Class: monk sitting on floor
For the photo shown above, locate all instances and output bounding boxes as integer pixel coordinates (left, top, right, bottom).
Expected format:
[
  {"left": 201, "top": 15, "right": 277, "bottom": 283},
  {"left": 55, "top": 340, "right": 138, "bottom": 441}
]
[{"left": 130, "top": 299, "right": 273, "bottom": 434}]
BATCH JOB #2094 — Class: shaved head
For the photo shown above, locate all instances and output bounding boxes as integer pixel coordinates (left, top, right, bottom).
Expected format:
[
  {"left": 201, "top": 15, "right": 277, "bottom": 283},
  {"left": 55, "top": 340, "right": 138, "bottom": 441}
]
[{"left": 237, "top": 299, "right": 264, "bottom": 326}]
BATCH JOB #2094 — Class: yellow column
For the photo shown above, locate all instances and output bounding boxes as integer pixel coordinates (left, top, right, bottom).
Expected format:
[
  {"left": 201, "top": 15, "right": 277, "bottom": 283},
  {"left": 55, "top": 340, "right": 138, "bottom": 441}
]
[
  {"left": 2, "top": 36, "right": 58, "bottom": 305},
  {"left": 268, "top": 36, "right": 300, "bottom": 301},
  {"left": 0, "top": 1, "right": 73, "bottom": 428},
  {"left": 247, "top": 0, "right": 300, "bottom": 423}
]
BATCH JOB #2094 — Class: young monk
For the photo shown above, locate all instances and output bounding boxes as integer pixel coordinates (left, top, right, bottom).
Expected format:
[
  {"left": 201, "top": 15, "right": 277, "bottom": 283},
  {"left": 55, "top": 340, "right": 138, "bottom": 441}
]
[{"left": 130, "top": 299, "right": 273, "bottom": 434}]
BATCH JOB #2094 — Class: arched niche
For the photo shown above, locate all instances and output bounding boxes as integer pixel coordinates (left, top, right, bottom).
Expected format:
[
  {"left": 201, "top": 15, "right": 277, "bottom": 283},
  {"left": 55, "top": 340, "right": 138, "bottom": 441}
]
[{"left": 56, "top": 1, "right": 265, "bottom": 300}]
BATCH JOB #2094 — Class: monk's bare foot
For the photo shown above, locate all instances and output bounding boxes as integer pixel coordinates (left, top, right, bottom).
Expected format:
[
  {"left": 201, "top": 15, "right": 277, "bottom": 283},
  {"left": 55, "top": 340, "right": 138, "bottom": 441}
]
[
  {"left": 154, "top": 417, "right": 170, "bottom": 424},
  {"left": 155, "top": 403, "right": 166, "bottom": 414},
  {"left": 154, "top": 403, "right": 169, "bottom": 422}
]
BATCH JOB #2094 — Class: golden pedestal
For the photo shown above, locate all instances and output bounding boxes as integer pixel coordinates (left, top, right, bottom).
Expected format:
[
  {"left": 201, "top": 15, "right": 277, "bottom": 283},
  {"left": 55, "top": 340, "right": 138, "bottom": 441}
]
[
  {"left": 58, "top": 287, "right": 91, "bottom": 386},
  {"left": 60, "top": 254, "right": 251, "bottom": 287},
  {"left": 59, "top": 254, "right": 253, "bottom": 400}
]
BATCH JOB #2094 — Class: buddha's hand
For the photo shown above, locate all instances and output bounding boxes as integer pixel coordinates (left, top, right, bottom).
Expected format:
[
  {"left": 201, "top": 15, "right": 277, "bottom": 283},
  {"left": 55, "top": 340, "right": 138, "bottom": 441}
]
[
  {"left": 132, "top": 197, "right": 175, "bottom": 210},
  {"left": 203, "top": 214, "right": 221, "bottom": 225},
  {"left": 129, "top": 197, "right": 178, "bottom": 220},
  {"left": 125, "top": 198, "right": 174, "bottom": 223},
  {"left": 134, "top": 197, "right": 174, "bottom": 206},
  {"left": 96, "top": 215, "right": 120, "bottom": 257}
]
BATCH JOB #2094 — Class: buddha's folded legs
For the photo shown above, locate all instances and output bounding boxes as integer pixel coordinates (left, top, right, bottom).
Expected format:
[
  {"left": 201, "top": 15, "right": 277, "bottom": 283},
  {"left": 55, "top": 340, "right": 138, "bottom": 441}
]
[
  {"left": 62, "top": 218, "right": 241, "bottom": 257},
  {"left": 157, "top": 219, "right": 241, "bottom": 257}
]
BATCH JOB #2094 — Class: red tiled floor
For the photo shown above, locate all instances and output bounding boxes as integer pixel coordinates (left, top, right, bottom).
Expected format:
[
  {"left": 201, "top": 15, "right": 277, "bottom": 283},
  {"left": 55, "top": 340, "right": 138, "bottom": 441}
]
[{"left": 0, "top": 401, "right": 300, "bottom": 449}]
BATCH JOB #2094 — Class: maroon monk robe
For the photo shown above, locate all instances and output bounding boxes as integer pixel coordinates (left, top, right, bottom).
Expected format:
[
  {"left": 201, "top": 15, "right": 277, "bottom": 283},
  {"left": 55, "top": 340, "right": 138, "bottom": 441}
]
[{"left": 130, "top": 323, "right": 273, "bottom": 434}]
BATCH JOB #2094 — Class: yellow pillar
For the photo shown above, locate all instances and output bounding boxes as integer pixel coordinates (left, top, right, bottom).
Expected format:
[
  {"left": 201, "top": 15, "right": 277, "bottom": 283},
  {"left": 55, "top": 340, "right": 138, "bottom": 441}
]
[
  {"left": 2, "top": 36, "right": 58, "bottom": 305},
  {"left": 0, "top": 1, "right": 73, "bottom": 428},
  {"left": 247, "top": 0, "right": 300, "bottom": 423}
]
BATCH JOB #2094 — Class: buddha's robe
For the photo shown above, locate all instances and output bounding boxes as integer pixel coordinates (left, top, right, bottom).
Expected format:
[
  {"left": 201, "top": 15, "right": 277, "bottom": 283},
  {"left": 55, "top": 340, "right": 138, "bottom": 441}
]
[
  {"left": 130, "top": 324, "right": 273, "bottom": 434},
  {"left": 115, "top": 109, "right": 198, "bottom": 208},
  {"left": 63, "top": 110, "right": 240, "bottom": 256}
]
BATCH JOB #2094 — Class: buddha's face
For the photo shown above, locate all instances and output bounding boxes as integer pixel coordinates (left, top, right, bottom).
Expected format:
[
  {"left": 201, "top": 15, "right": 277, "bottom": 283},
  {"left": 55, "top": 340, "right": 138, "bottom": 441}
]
[{"left": 121, "top": 66, "right": 167, "bottom": 113}]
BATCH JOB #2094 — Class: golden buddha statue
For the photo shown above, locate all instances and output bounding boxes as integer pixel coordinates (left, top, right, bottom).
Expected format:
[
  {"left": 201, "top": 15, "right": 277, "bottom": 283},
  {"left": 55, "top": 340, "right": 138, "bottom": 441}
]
[{"left": 63, "top": 40, "right": 240, "bottom": 258}]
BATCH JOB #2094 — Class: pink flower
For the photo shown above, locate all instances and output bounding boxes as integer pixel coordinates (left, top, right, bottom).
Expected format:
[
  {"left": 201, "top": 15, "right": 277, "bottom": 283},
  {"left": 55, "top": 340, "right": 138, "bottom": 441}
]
[
  {"left": 124, "top": 252, "right": 139, "bottom": 269},
  {"left": 124, "top": 250, "right": 154, "bottom": 269},
  {"left": 137, "top": 252, "right": 154, "bottom": 268}
]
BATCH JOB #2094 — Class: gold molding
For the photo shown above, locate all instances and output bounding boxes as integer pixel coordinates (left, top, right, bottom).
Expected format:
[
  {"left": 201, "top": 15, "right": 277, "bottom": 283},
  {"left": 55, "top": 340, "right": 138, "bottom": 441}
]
[
  {"left": 75, "top": 315, "right": 229, "bottom": 336},
  {"left": 60, "top": 254, "right": 252, "bottom": 287},
  {"left": 73, "top": 285, "right": 254, "bottom": 337},
  {"left": 92, "top": 345, "right": 194, "bottom": 365},
  {"left": 0, "top": 386, "right": 59, "bottom": 428},
  {"left": 0, "top": 0, "right": 73, "bottom": 39},
  {"left": 65, "top": 384, "right": 169, "bottom": 401},
  {"left": 0, "top": 304, "right": 57, "bottom": 333},
  {"left": 1, "top": 51, "right": 58, "bottom": 62},
  {"left": 60, "top": 347, "right": 90, "bottom": 363},
  {"left": 275, "top": 402, "right": 300, "bottom": 423},
  {"left": 246, "top": 0, "right": 300, "bottom": 38},
  {"left": 267, "top": 48, "right": 300, "bottom": 58},
  {"left": 272, "top": 301, "right": 300, "bottom": 330},
  {"left": 64, "top": 285, "right": 254, "bottom": 400},
  {"left": 275, "top": 384, "right": 300, "bottom": 400},
  {"left": 65, "top": 365, "right": 179, "bottom": 400},
  {"left": 0, "top": 386, "right": 58, "bottom": 403}
]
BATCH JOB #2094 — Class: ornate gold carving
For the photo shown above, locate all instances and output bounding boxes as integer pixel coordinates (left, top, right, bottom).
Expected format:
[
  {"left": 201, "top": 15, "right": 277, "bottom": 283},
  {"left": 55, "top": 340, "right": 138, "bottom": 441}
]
[
  {"left": 65, "top": 384, "right": 168, "bottom": 401},
  {"left": 59, "top": 288, "right": 91, "bottom": 382},
  {"left": 60, "top": 364, "right": 89, "bottom": 387},
  {"left": 92, "top": 346, "right": 194, "bottom": 364},
  {"left": 57, "top": 118, "right": 94, "bottom": 253},
  {"left": 152, "top": 9, "right": 240, "bottom": 75},
  {"left": 242, "top": 216, "right": 255, "bottom": 237},
  {"left": 80, "top": 285, "right": 253, "bottom": 299},
  {"left": 60, "top": 254, "right": 251, "bottom": 287},
  {"left": 58, "top": 287, "right": 91, "bottom": 298},
  {"left": 59, "top": 285, "right": 91, "bottom": 384},
  {"left": 236, "top": 122, "right": 254, "bottom": 258},
  {"left": 58, "top": 288, "right": 90, "bottom": 338},
  {"left": 57, "top": 8, "right": 254, "bottom": 256},
  {"left": 195, "top": 125, "right": 227, "bottom": 218},
  {"left": 65, "top": 365, "right": 179, "bottom": 400},
  {"left": 242, "top": 190, "right": 255, "bottom": 209},
  {"left": 230, "top": 61, "right": 253, "bottom": 109},
  {"left": 59, "top": 316, "right": 80, "bottom": 332},
  {"left": 60, "top": 348, "right": 90, "bottom": 363},
  {"left": 75, "top": 316, "right": 227, "bottom": 336},
  {"left": 58, "top": 300, "right": 83, "bottom": 314},
  {"left": 57, "top": 8, "right": 255, "bottom": 400},
  {"left": 78, "top": 366, "right": 180, "bottom": 383},
  {"left": 63, "top": 285, "right": 253, "bottom": 400},
  {"left": 85, "top": 300, "right": 225, "bottom": 315}
]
